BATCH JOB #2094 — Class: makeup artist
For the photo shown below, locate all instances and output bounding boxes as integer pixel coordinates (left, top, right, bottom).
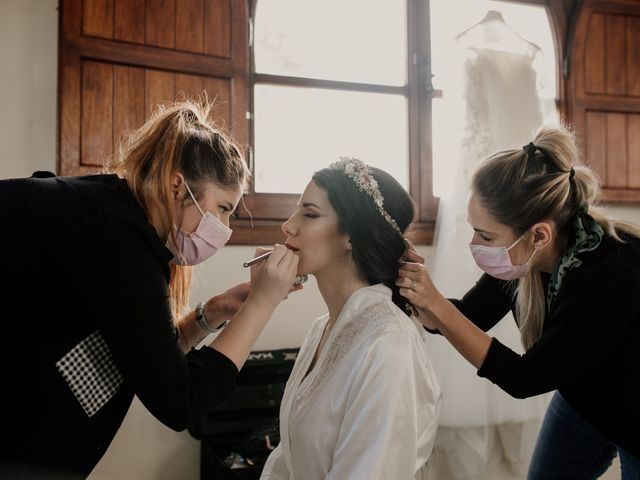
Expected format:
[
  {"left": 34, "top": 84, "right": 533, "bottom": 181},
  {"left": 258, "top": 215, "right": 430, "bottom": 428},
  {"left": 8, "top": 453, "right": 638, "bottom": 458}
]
[{"left": 0, "top": 100, "right": 299, "bottom": 479}]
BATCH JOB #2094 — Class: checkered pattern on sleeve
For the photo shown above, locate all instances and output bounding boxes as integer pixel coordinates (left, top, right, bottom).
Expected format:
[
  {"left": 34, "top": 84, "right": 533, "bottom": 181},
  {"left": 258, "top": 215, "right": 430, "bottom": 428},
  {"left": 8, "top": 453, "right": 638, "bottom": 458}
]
[{"left": 56, "top": 330, "right": 124, "bottom": 417}]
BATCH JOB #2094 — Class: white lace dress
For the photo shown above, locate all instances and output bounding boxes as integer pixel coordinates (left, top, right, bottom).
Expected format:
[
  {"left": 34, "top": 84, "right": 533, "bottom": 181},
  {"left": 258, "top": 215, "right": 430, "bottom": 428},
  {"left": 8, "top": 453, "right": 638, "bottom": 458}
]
[
  {"left": 260, "top": 284, "right": 441, "bottom": 480},
  {"left": 428, "top": 45, "right": 553, "bottom": 478}
]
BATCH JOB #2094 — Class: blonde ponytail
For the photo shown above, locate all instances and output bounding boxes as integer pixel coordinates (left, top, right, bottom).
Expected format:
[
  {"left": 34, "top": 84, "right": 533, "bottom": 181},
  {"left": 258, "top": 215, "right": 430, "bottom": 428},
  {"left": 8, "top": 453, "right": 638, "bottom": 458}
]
[{"left": 472, "top": 123, "right": 640, "bottom": 349}]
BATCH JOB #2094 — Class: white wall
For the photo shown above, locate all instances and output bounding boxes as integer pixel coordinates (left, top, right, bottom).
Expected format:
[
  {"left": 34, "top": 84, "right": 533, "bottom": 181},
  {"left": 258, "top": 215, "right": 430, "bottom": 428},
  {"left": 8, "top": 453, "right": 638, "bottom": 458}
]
[
  {"left": 1, "top": 1, "right": 634, "bottom": 479},
  {"left": 0, "top": 0, "right": 58, "bottom": 178}
]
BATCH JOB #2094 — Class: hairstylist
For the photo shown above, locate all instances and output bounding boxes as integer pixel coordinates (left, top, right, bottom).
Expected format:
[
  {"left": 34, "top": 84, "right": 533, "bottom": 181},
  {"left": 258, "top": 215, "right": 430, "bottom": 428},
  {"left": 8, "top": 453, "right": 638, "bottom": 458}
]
[{"left": 398, "top": 125, "right": 640, "bottom": 479}]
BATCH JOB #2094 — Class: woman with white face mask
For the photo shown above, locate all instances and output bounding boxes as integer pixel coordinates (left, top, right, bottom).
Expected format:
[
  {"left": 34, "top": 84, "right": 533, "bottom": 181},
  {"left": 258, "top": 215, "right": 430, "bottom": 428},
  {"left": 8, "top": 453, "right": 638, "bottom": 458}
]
[
  {"left": 397, "top": 124, "right": 640, "bottom": 479},
  {"left": 0, "top": 100, "right": 299, "bottom": 479}
]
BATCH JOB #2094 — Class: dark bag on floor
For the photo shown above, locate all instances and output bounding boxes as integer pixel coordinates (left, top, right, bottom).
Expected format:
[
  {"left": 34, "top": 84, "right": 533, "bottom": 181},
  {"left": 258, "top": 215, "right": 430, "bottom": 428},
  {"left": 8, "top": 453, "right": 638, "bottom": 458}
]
[{"left": 189, "top": 348, "right": 298, "bottom": 480}]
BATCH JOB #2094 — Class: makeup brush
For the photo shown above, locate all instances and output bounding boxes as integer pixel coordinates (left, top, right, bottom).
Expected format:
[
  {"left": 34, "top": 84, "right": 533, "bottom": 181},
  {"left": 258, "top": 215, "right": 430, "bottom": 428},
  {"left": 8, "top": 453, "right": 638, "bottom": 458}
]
[{"left": 242, "top": 250, "right": 308, "bottom": 285}]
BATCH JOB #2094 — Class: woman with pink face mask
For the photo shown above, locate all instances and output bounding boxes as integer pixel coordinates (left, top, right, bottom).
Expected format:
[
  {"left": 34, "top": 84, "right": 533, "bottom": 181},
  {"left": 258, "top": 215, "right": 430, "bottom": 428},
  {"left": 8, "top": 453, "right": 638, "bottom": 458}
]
[
  {"left": 0, "top": 100, "right": 299, "bottom": 479},
  {"left": 397, "top": 124, "right": 640, "bottom": 478}
]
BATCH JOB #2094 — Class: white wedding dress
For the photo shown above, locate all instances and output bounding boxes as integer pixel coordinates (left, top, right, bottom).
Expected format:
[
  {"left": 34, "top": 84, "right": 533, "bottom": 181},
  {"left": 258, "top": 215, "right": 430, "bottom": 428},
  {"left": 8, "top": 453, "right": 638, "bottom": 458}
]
[{"left": 427, "top": 38, "right": 554, "bottom": 479}]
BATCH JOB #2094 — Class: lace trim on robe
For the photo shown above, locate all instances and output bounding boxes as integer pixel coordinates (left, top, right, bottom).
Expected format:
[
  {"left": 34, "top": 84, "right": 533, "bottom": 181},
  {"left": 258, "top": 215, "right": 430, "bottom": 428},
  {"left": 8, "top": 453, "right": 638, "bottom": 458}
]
[{"left": 289, "top": 301, "right": 395, "bottom": 422}]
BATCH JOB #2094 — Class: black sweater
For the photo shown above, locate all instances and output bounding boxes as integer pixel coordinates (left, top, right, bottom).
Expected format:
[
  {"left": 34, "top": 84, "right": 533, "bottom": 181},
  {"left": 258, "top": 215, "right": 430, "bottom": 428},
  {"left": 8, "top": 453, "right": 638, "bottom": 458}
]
[
  {"left": 0, "top": 173, "right": 237, "bottom": 478},
  {"left": 451, "top": 233, "right": 640, "bottom": 457}
]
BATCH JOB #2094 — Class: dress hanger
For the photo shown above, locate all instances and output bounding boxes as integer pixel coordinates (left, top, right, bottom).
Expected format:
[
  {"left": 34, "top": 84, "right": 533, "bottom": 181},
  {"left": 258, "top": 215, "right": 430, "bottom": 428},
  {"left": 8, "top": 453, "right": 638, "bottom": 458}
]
[{"left": 455, "top": 9, "right": 541, "bottom": 53}]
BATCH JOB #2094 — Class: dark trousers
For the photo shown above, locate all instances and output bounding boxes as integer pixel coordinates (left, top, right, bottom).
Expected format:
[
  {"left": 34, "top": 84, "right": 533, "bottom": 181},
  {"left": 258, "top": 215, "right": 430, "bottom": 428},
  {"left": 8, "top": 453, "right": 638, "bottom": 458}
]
[{"left": 528, "top": 391, "right": 640, "bottom": 479}]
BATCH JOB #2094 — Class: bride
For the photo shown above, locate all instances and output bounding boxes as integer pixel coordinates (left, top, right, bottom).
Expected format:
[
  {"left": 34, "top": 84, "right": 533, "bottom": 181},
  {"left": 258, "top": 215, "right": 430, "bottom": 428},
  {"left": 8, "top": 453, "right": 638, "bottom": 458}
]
[{"left": 260, "top": 158, "right": 441, "bottom": 480}]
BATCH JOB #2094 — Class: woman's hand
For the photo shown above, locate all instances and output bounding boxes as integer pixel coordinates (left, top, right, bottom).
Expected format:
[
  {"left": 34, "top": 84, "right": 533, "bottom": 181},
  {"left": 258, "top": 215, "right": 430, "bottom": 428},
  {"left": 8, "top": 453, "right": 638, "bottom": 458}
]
[
  {"left": 204, "top": 281, "right": 251, "bottom": 327},
  {"left": 397, "top": 241, "right": 437, "bottom": 309},
  {"left": 396, "top": 260, "right": 440, "bottom": 310},
  {"left": 397, "top": 241, "right": 492, "bottom": 369},
  {"left": 397, "top": 240, "right": 443, "bottom": 330},
  {"left": 207, "top": 245, "right": 300, "bottom": 369},
  {"left": 247, "top": 244, "right": 300, "bottom": 310}
]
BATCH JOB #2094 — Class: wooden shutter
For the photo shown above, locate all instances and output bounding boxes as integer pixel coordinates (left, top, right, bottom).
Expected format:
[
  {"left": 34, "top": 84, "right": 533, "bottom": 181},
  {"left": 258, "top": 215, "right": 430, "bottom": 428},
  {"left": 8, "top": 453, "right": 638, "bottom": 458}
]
[
  {"left": 58, "top": 0, "right": 248, "bottom": 176},
  {"left": 568, "top": 0, "right": 640, "bottom": 201}
]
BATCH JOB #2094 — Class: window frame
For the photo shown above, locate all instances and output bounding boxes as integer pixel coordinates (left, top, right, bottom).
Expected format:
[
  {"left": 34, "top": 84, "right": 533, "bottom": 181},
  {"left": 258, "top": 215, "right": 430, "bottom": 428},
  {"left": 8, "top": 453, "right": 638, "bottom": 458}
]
[
  {"left": 231, "top": 0, "right": 437, "bottom": 245},
  {"left": 56, "top": 0, "right": 567, "bottom": 246}
]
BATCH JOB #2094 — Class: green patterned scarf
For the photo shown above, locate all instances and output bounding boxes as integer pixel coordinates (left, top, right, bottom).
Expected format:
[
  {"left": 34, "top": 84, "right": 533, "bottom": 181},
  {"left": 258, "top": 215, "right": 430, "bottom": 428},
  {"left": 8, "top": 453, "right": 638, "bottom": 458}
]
[{"left": 546, "top": 209, "right": 605, "bottom": 310}]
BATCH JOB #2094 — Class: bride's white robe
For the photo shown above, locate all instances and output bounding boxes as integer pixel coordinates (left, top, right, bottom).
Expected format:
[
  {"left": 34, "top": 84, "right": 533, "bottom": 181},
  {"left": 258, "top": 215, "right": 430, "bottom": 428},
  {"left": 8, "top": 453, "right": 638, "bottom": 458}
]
[{"left": 260, "top": 284, "right": 441, "bottom": 480}]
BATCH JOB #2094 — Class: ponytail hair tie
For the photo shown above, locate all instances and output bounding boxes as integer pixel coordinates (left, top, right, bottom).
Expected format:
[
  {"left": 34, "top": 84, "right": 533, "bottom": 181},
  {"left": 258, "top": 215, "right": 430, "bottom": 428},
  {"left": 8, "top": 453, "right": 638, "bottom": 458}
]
[
  {"left": 569, "top": 167, "right": 575, "bottom": 179},
  {"left": 523, "top": 142, "right": 538, "bottom": 157}
]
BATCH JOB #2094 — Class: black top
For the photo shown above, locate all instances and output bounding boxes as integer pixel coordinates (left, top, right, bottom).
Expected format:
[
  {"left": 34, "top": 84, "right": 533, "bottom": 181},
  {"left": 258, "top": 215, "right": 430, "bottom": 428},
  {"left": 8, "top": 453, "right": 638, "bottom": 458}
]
[
  {"left": 0, "top": 173, "right": 238, "bottom": 478},
  {"left": 451, "top": 232, "right": 640, "bottom": 457}
]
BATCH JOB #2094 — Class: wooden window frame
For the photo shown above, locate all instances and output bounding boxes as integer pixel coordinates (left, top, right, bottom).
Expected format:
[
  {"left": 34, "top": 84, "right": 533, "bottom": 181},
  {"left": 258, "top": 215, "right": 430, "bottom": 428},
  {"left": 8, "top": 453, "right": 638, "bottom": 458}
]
[
  {"left": 58, "top": 0, "right": 250, "bottom": 181},
  {"left": 58, "top": 0, "right": 568, "bottom": 246}
]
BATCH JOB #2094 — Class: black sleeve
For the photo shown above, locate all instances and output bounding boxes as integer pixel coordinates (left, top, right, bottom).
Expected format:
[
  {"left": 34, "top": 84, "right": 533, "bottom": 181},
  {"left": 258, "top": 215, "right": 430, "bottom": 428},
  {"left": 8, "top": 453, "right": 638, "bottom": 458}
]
[
  {"left": 449, "top": 274, "right": 516, "bottom": 331},
  {"left": 77, "top": 219, "right": 237, "bottom": 431},
  {"left": 478, "top": 263, "right": 640, "bottom": 398}
]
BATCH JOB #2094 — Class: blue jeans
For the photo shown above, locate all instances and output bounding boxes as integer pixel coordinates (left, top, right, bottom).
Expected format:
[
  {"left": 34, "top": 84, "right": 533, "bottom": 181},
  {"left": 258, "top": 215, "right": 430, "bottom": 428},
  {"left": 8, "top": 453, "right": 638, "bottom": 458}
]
[{"left": 528, "top": 392, "right": 640, "bottom": 479}]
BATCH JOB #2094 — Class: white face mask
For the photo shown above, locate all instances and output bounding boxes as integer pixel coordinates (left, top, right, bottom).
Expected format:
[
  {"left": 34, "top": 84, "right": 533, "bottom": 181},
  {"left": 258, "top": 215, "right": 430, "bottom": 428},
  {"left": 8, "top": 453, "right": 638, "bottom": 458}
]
[
  {"left": 469, "top": 234, "right": 537, "bottom": 281},
  {"left": 166, "top": 182, "right": 232, "bottom": 266}
]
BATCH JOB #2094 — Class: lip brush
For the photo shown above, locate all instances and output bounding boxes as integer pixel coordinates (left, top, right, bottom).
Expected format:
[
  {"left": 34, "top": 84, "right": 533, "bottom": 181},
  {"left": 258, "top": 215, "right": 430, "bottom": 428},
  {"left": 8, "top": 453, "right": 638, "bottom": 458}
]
[{"left": 242, "top": 250, "right": 308, "bottom": 285}]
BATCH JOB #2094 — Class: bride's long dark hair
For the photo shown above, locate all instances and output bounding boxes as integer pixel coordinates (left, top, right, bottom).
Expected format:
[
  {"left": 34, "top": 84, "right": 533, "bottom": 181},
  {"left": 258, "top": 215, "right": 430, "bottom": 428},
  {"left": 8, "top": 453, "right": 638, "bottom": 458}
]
[{"left": 312, "top": 164, "right": 417, "bottom": 316}]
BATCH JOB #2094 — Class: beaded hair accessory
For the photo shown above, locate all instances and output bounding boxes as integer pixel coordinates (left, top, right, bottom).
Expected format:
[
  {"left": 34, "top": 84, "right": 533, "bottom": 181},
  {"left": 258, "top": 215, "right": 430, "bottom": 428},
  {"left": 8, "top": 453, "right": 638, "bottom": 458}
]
[{"left": 330, "top": 157, "right": 402, "bottom": 234}]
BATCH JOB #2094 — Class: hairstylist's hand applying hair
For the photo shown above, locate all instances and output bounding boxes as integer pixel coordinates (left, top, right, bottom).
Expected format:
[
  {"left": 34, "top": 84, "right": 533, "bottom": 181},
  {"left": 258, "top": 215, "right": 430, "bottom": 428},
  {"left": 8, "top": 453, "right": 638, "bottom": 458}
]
[
  {"left": 397, "top": 239, "right": 491, "bottom": 368},
  {"left": 397, "top": 239, "right": 444, "bottom": 331}
]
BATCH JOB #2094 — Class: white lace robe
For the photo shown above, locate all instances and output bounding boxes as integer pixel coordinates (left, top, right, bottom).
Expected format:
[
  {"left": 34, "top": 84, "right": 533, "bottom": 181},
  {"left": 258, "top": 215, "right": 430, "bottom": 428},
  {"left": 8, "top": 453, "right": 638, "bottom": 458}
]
[{"left": 260, "top": 284, "right": 441, "bottom": 480}]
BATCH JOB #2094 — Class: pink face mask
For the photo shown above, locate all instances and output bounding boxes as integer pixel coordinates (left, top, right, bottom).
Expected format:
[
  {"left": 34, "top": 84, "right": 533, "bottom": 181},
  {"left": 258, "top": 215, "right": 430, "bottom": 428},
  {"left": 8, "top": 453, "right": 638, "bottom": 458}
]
[
  {"left": 166, "top": 183, "right": 232, "bottom": 266},
  {"left": 469, "top": 234, "right": 537, "bottom": 281}
]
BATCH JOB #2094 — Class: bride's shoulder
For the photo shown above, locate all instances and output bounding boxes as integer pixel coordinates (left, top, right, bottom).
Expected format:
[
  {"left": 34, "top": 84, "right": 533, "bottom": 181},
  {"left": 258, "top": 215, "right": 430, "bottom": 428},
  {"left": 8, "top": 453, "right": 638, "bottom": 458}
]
[{"left": 354, "top": 297, "right": 421, "bottom": 341}]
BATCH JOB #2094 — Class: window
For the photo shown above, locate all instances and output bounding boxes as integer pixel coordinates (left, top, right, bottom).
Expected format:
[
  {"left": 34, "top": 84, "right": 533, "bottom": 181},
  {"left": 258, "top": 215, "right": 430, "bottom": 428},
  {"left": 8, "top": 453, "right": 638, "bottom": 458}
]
[
  {"left": 253, "top": 0, "right": 408, "bottom": 193},
  {"left": 59, "top": 0, "right": 569, "bottom": 245},
  {"left": 236, "top": 0, "right": 436, "bottom": 244}
]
